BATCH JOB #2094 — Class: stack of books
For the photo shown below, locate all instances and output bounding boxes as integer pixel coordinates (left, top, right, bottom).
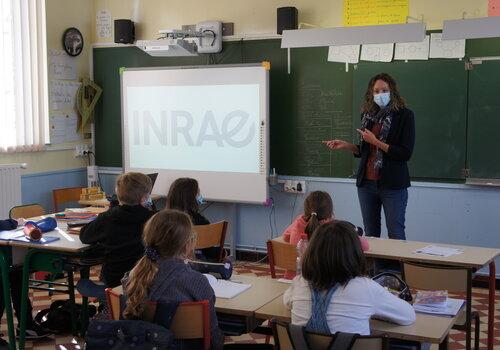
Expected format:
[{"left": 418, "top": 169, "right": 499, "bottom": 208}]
[{"left": 413, "top": 290, "right": 464, "bottom": 317}]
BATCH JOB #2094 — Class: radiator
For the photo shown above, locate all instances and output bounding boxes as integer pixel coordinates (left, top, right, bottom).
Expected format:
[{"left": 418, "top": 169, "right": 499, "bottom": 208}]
[{"left": 0, "top": 164, "right": 22, "bottom": 219}]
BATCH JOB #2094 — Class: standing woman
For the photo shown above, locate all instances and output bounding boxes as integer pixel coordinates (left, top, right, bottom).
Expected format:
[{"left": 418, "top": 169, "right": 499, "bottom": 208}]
[{"left": 324, "top": 73, "right": 415, "bottom": 240}]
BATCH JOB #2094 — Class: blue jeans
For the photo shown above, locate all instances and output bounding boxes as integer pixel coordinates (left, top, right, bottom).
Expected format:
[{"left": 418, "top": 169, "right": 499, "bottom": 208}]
[{"left": 357, "top": 180, "right": 408, "bottom": 240}]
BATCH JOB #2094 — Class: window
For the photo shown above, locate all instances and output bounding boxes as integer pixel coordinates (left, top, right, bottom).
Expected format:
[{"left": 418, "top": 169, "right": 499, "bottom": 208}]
[{"left": 0, "top": 0, "right": 49, "bottom": 152}]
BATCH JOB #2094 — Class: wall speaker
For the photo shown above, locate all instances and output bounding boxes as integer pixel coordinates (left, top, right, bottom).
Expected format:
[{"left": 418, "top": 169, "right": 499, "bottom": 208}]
[
  {"left": 114, "top": 19, "right": 135, "bottom": 44},
  {"left": 277, "top": 7, "right": 298, "bottom": 35}
]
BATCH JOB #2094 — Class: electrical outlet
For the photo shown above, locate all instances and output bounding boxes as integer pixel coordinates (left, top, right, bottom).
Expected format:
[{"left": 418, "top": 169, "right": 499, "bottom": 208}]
[
  {"left": 284, "top": 180, "right": 306, "bottom": 194},
  {"left": 75, "top": 144, "right": 91, "bottom": 157}
]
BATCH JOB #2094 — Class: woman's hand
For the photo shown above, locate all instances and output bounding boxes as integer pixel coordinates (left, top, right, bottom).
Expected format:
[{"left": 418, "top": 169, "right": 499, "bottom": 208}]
[
  {"left": 322, "top": 140, "right": 359, "bottom": 155},
  {"left": 356, "top": 128, "right": 390, "bottom": 153},
  {"left": 323, "top": 140, "right": 351, "bottom": 150},
  {"left": 356, "top": 128, "right": 378, "bottom": 145}
]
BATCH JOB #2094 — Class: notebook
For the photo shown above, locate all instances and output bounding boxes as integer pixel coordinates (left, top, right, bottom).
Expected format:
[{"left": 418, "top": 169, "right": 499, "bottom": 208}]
[
  {"left": 204, "top": 274, "right": 251, "bottom": 299},
  {"left": 413, "top": 298, "right": 464, "bottom": 317}
]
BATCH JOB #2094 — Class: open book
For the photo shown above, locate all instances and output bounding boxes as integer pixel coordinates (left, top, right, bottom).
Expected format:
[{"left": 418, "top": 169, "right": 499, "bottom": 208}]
[{"left": 204, "top": 274, "right": 251, "bottom": 299}]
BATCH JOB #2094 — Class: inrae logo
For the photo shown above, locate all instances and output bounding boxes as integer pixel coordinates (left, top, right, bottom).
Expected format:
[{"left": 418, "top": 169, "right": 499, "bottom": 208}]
[{"left": 132, "top": 110, "right": 256, "bottom": 148}]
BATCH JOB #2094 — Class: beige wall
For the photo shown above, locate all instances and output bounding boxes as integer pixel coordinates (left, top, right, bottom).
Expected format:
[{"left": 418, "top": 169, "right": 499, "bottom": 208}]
[
  {"left": 0, "top": 0, "right": 93, "bottom": 174},
  {"left": 93, "top": 0, "right": 488, "bottom": 42}
]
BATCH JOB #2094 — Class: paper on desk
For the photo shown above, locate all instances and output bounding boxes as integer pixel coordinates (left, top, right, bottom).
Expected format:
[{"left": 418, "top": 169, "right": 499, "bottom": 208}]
[
  {"left": 277, "top": 278, "right": 293, "bottom": 284},
  {"left": 413, "top": 298, "right": 464, "bottom": 317},
  {"left": 204, "top": 274, "right": 251, "bottom": 299},
  {"left": 0, "top": 228, "right": 24, "bottom": 241},
  {"left": 414, "top": 245, "right": 464, "bottom": 257}
]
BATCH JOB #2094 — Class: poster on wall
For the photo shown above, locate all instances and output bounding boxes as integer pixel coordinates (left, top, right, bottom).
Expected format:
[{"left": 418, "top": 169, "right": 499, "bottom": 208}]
[
  {"left": 49, "top": 80, "right": 81, "bottom": 110},
  {"left": 48, "top": 49, "right": 77, "bottom": 80},
  {"left": 343, "top": 0, "right": 409, "bottom": 26},
  {"left": 50, "top": 111, "right": 80, "bottom": 144},
  {"left": 96, "top": 10, "right": 112, "bottom": 38}
]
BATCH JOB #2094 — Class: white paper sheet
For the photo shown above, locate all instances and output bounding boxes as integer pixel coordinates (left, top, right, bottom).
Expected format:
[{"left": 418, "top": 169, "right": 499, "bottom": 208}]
[
  {"left": 204, "top": 274, "right": 251, "bottom": 299},
  {"left": 50, "top": 111, "right": 80, "bottom": 144},
  {"left": 413, "top": 298, "right": 464, "bottom": 317},
  {"left": 414, "top": 245, "right": 464, "bottom": 257},
  {"left": 49, "top": 50, "right": 77, "bottom": 80},
  {"left": 429, "top": 33, "right": 465, "bottom": 59},
  {"left": 328, "top": 45, "right": 360, "bottom": 64},
  {"left": 96, "top": 10, "right": 112, "bottom": 38},
  {"left": 360, "top": 43, "right": 394, "bottom": 62},
  {"left": 395, "top": 35, "right": 430, "bottom": 61},
  {"left": 50, "top": 80, "right": 81, "bottom": 110}
]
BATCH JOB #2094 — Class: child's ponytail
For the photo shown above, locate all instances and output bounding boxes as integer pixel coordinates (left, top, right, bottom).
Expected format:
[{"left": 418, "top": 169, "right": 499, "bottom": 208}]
[{"left": 303, "top": 191, "right": 334, "bottom": 239}]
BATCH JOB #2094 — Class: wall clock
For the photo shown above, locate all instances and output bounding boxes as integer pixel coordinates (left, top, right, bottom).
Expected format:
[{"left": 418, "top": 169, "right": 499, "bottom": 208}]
[{"left": 62, "top": 27, "right": 84, "bottom": 56}]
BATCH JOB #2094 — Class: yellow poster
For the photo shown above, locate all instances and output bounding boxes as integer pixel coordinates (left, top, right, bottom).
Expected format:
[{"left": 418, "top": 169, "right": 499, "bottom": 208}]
[{"left": 344, "top": 0, "right": 409, "bottom": 27}]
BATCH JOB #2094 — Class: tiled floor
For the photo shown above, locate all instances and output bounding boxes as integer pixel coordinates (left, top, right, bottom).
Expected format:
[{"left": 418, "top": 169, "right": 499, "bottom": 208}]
[{"left": 2, "top": 263, "right": 499, "bottom": 349}]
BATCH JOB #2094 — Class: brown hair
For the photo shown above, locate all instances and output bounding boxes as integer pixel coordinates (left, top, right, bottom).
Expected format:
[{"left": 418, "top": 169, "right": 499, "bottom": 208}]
[
  {"left": 302, "top": 220, "right": 366, "bottom": 291},
  {"left": 116, "top": 172, "right": 152, "bottom": 206},
  {"left": 303, "top": 191, "right": 334, "bottom": 239},
  {"left": 361, "top": 73, "right": 406, "bottom": 115},
  {"left": 166, "top": 178, "right": 200, "bottom": 214},
  {"left": 123, "top": 209, "right": 196, "bottom": 319}
]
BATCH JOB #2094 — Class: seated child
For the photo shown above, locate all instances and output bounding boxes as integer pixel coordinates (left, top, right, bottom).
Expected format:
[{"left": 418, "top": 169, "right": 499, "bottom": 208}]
[
  {"left": 284, "top": 220, "right": 416, "bottom": 345},
  {"left": 166, "top": 177, "right": 221, "bottom": 261},
  {"left": 123, "top": 209, "right": 224, "bottom": 349},
  {"left": 0, "top": 219, "right": 51, "bottom": 345},
  {"left": 80, "top": 172, "right": 155, "bottom": 288},
  {"left": 282, "top": 191, "right": 368, "bottom": 278}
]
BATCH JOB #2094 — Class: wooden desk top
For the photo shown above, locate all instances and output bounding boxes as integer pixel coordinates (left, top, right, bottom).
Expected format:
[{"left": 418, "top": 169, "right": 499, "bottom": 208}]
[
  {"left": 113, "top": 274, "right": 290, "bottom": 317},
  {"left": 272, "top": 236, "right": 500, "bottom": 269},
  {"left": 215, "top": 275, "right": 290, "bottom": 316},
  {"left": 254, "top": 295, "right": 456, "bottom": 344}
]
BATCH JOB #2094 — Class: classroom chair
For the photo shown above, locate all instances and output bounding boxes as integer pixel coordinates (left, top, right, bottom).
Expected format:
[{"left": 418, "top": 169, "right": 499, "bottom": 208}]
[
  {"left": 266, "top": 239, "right": 297, "bottom": 278},
  {"left": 105, "top": 288, "right": 211, "bottom": 350},
  {"left": 52, "top": 187, "right": 84, "bottom": 212},
  {"left": 402, "top": 261, "right": 480, "bottom": 350},
  {"left": 194, "top": 221, "right": 228, "bottom": 262},
  {"left": 270, "top": 319, "right": 389, "bottom": 350},
  {"left": 9, "top": 203, "right": 45, "bottom": 219}
]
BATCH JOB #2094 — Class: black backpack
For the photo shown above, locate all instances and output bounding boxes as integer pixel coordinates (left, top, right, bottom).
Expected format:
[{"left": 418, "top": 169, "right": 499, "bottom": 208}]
[{"left": 34, "top": 300, "right": 97, "bottom": 333}]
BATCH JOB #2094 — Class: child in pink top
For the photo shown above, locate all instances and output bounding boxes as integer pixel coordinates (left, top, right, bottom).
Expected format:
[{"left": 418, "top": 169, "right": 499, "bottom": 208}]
[{"left": 282, "top": 191, "right": 369, "bottom": 279}]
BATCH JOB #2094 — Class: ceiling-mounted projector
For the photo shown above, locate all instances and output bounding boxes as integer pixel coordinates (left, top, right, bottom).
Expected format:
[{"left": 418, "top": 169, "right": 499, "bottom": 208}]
[{"left": 136, "top": 21, "right": 222, "bottom": 57}]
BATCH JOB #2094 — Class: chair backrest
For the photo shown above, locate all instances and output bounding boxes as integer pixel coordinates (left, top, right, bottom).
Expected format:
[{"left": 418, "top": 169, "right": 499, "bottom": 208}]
[
  {"left": 194, "top": 221, "right": 228, "bottom": 262},
  {"left": 267, "top": 239, "right": 297, "bottom": 278},
  {"left": 271, "top": 320, "right": 388, "bottom": 350},
  {"left": 402, "top": 261, "right": 469, "bottom": 293},
  {"left": 52, "top": 187, "right": 83, "bottom": 212},
  {"left": 105, "top": 288, "right": 211, "bottom": 350},
  {"left": 9, "top": 204, "right": 45, "bottom": 219}
]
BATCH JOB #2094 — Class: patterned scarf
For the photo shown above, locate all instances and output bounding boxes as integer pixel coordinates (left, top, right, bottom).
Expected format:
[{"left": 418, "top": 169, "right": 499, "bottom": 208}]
[{"left": 360, "top": 107, "right": 393, "bottom": 170}]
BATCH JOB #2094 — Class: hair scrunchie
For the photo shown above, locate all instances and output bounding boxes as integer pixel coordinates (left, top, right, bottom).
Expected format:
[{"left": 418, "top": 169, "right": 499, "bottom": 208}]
[
  {"left": 145, "top": 246, "right": 160, "bottom": 262},
  {"left": 310, "top": 212, "right": 318, "bottom": 217}
]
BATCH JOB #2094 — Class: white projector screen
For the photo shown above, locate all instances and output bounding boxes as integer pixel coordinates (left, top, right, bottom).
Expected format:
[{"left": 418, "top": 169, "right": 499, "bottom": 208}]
[{"left": 121, "top": 64, "right": 269, "bottom": 204}]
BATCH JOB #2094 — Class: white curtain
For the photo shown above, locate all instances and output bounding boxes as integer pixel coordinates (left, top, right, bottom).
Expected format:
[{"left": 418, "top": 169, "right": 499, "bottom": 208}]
[{"left": 0, "top": 0, "right": 48, "bottom": 152}]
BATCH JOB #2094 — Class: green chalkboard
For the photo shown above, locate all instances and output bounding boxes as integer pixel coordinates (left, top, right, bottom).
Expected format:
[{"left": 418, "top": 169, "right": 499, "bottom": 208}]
[
  {"left": 93, "top": 40, "right": 354, "bottom": 177},
  {"left": 353, "top": 60, "right": 468, "bottom": 180},
  {"left": 467, "top": 60, "right": 500, "bottom": 179}
]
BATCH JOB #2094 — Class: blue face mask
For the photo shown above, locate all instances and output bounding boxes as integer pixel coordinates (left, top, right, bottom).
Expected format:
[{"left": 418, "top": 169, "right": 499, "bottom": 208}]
[
  {"left": 373, "top": 92, "right": 391, "bottom": 107},
  {"left": 196, "top": 194, "right": 205, "bottom": 205}
]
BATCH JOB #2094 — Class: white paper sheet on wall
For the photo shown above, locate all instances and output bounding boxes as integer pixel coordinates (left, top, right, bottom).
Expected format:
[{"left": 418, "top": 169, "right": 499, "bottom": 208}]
[
  {"left": 50, "top": 111, "right": 80, "bottom": 144},
  {"left": 360, "top": 43, "right": 394, "bottom": 62},
  {"left": 429, "top": 33, "right": 465, "bottom": 59},
  {"left": 49, "top": 50, "right": 77, "bottom": 80},
  {"left": 49, "top": 80, "right": 81, "bottom": 110},
  {"left": 96, "top": 10, "right": 112, "bottom": 38},
  {"left": 395, "top": 35, "right": 430, "bottom": 61},
  {"left": 328, "top": 45, "right": 360, "bottom": 63}
]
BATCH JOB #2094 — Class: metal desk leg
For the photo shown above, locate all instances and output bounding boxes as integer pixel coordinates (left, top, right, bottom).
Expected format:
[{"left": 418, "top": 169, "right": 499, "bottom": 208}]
[
  {"left": 0, "top": 249, "right": 16, "bottom": 350},
  {"left": 19, "top": 249, "right": 35, "bottom": 350},
  {"left": 79, "top": 267, "right": 90, "bottom": 336},
  {"left": 487, "top": 261, "right": 496, "bottom": 350},
  {"left": 438, "top": 335, "right": 449, "bottom": 350}
]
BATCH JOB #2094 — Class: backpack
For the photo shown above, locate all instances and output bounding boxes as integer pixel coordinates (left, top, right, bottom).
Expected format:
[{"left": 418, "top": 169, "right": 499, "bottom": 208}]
[{"left": 34, "top": 300, "right": 97, "bottom": 333}]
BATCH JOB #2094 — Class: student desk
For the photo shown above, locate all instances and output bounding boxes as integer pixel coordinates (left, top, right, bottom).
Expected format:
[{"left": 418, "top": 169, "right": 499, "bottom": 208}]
[
  {"left": 254, "top": 295, "right": 456, "bottom": 349},
  {"left": 364, "top": 237, "right": 500, "bottom": 350},
  {"left": 272, "top": 236, "right": 500, "bottom": 350}
]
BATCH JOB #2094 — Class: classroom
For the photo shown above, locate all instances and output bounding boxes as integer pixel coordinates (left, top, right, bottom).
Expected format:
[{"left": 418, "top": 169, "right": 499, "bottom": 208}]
[{"left": 1, "top": 0, "right": 500, "bottom": 349}]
